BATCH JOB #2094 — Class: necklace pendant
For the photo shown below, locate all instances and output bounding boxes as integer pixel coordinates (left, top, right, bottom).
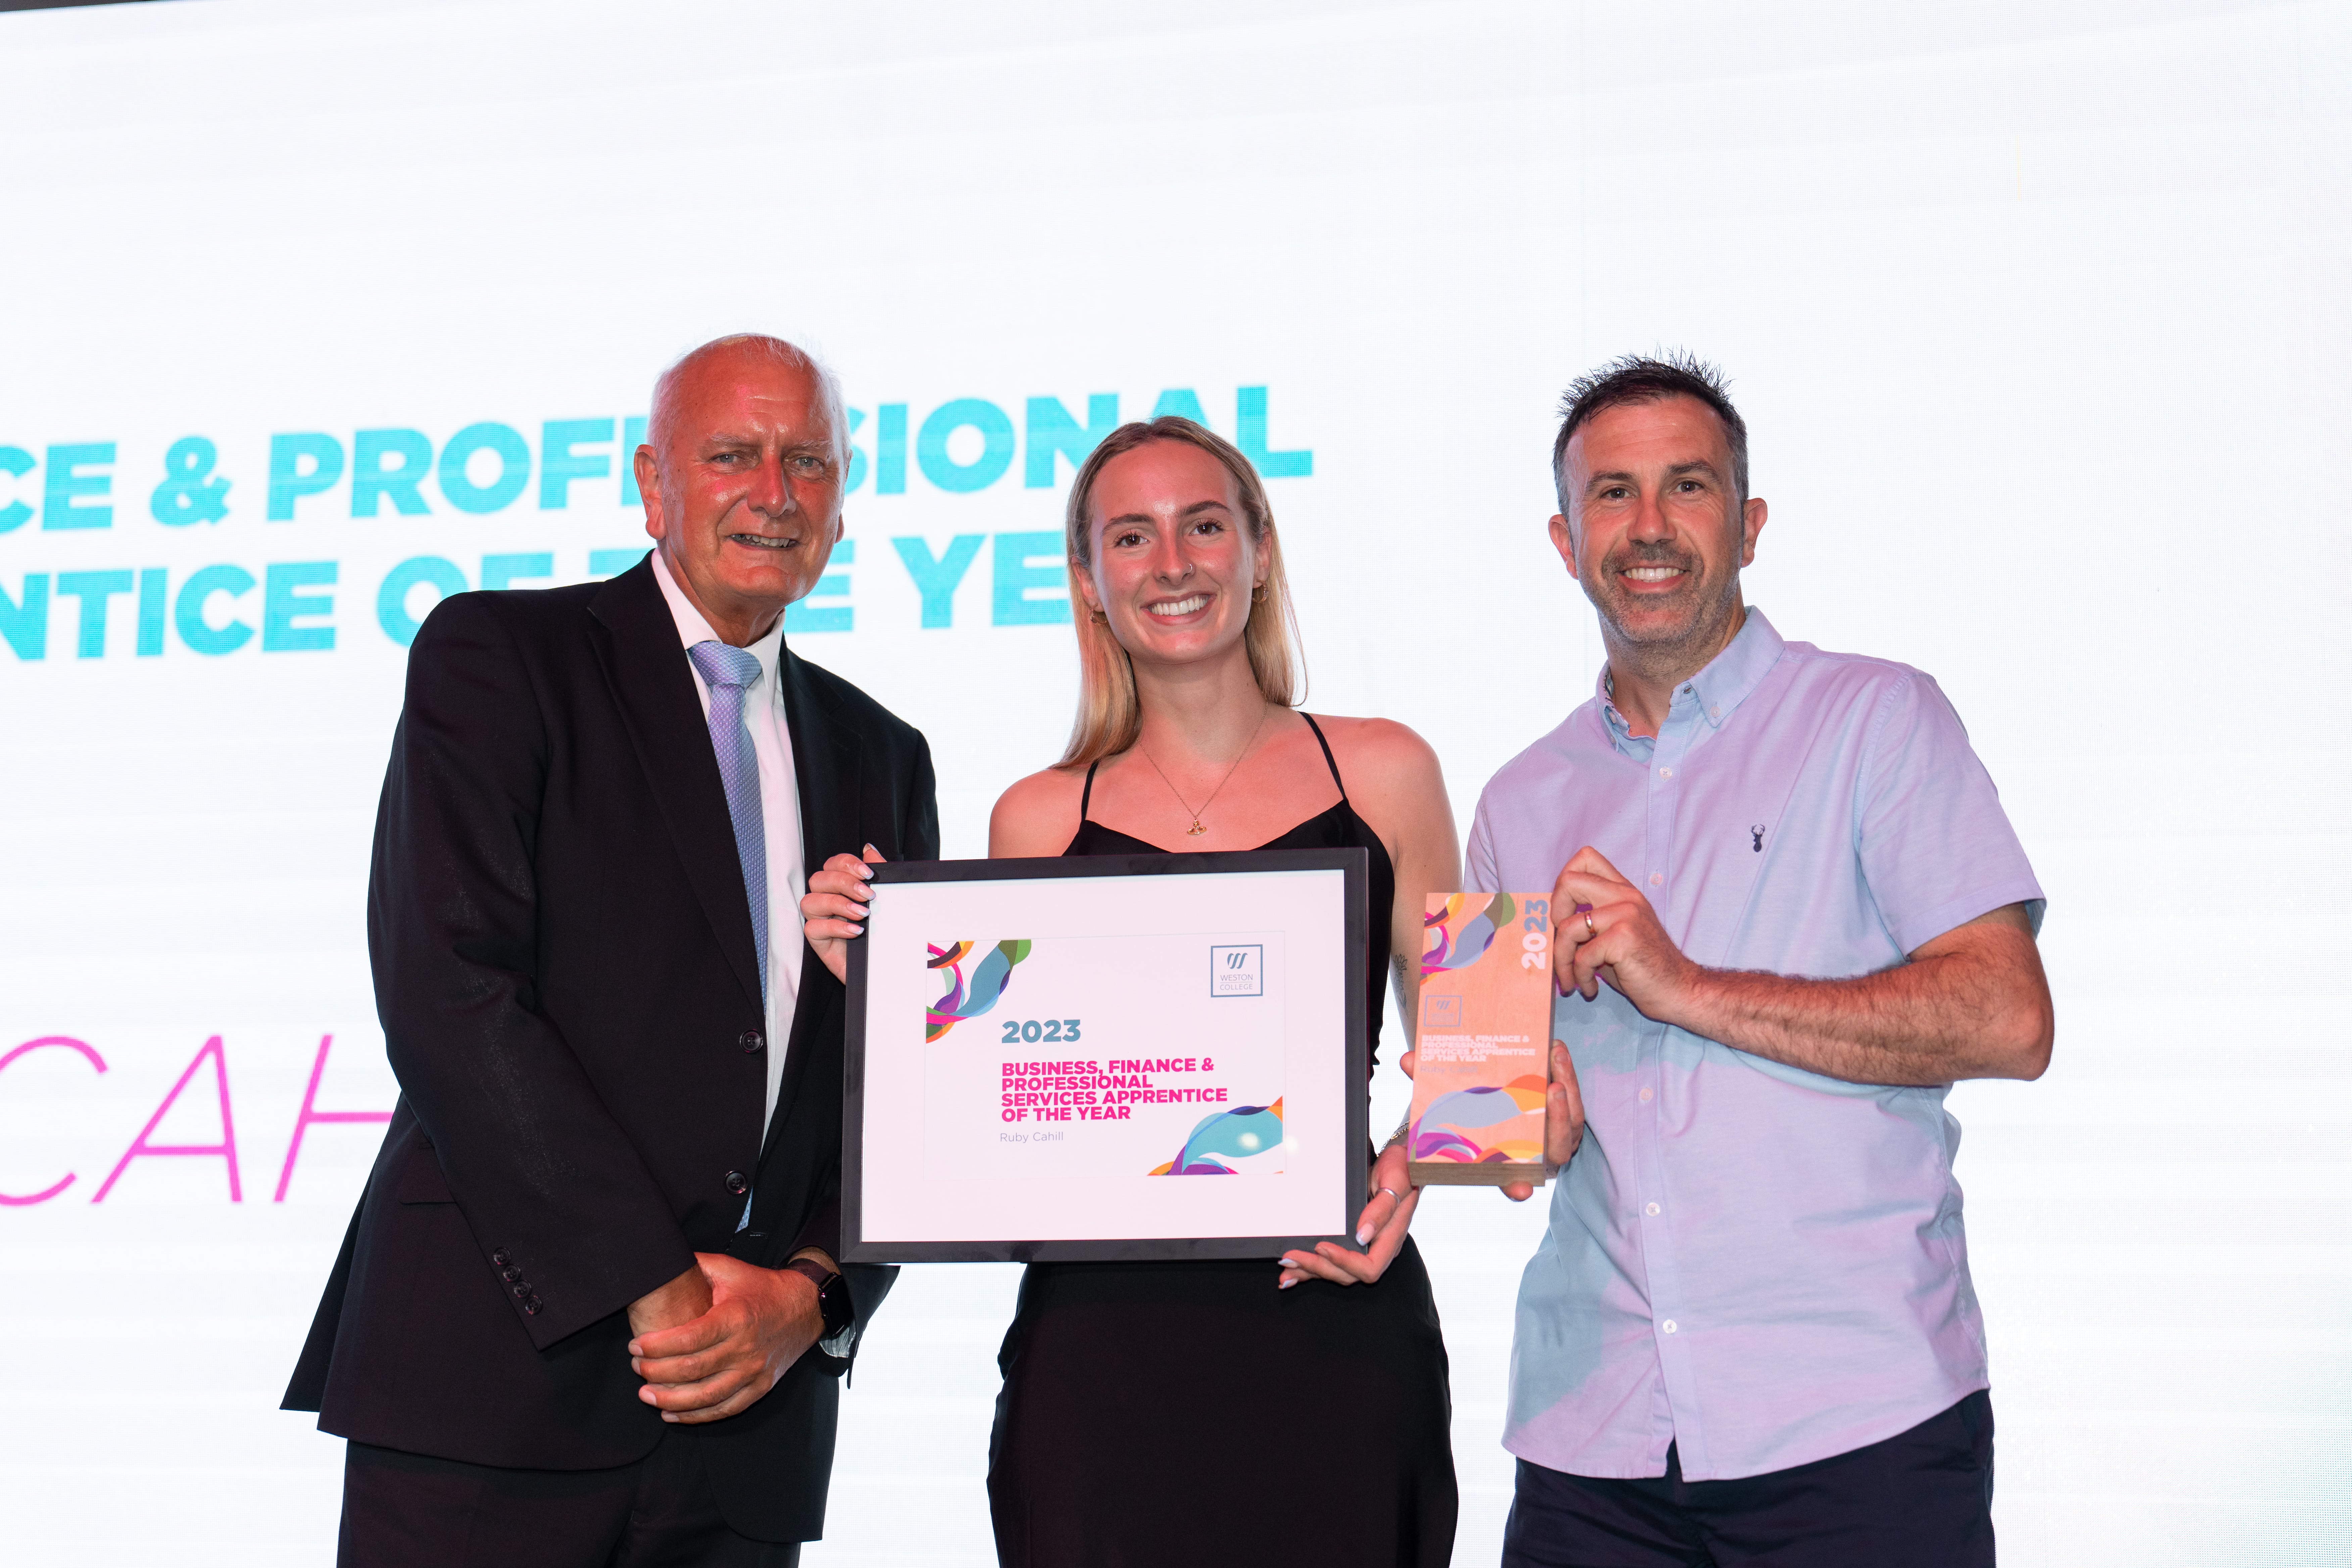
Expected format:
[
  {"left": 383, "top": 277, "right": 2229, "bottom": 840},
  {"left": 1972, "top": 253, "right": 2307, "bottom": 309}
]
[{"left": 1186, "top": 820, "right": 1207, "bottom": 837}]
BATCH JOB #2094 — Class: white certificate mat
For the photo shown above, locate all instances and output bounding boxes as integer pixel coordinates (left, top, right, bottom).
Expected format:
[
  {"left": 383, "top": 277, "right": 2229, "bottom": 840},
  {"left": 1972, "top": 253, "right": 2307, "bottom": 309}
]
[{"left": 841, "top": 850, "right": 1370, "bottom": 1262}]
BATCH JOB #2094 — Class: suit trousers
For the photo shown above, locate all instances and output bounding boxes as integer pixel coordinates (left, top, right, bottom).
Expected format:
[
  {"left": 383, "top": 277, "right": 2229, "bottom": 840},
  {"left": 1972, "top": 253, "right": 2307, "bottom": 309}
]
[
  {"left": 1500, "top": 1389, "right": 1995, "bottom": 1568},
  {"left": 339, "top": 1433, "right": 802, "bottom": 1568}
]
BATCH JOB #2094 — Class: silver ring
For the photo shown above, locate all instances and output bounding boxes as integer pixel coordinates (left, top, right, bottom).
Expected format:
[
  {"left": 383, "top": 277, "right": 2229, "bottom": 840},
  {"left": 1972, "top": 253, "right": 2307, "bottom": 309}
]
[{"left": 1377, "top": 1186, "right": 1401, "bottom": 1203}]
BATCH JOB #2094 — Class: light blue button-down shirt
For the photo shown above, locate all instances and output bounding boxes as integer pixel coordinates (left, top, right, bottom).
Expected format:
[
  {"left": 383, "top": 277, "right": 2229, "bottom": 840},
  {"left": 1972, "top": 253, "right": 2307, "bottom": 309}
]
[{"left": 1465, "top": 609, "right": 2044, "bottom": 1481}]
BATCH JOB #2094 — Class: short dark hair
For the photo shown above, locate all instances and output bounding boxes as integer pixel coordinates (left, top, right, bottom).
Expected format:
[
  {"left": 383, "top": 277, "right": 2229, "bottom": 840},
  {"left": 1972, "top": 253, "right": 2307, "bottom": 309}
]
[{"left": 1551, "top": 351, "right": 1747, "bottom": 514}]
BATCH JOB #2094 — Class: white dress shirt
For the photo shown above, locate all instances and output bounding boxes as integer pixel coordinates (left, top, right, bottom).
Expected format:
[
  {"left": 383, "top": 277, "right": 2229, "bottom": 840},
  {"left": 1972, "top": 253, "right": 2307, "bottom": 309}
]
[{"left": 650, "top": 550, "right": 805, "bottom": 1142}]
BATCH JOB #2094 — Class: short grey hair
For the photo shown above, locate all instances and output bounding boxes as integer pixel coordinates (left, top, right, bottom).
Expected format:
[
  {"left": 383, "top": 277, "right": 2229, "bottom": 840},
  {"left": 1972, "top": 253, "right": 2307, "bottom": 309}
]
[{"left": 646, "top": 333, "right": 850, "bottom": 466}]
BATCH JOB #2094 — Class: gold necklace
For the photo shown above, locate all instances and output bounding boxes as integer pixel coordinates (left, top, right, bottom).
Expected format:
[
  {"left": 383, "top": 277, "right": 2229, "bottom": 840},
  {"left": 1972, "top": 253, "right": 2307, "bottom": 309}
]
[{"left": 1137, "top": 706, "right": 1271, "bottom": 838}]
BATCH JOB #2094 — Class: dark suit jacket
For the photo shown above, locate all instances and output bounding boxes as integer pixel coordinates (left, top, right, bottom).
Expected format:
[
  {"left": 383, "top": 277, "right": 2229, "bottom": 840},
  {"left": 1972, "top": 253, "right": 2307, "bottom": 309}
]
[{"left": 284, "top": 557, "right": 935, "bottom": 1543}]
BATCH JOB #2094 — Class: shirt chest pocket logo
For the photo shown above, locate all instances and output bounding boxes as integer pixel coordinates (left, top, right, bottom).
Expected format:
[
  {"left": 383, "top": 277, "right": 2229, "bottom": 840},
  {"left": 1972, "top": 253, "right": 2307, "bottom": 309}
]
[{"left": 1750, "top": 823, "right": 1766, "bottom": 853}]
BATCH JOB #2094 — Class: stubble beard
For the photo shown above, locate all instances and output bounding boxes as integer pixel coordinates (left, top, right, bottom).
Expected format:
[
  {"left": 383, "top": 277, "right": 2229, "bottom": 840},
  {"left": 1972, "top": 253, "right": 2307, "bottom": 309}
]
[{"left": 1583, "top": 545, "right": 1744, "bottom": 687}]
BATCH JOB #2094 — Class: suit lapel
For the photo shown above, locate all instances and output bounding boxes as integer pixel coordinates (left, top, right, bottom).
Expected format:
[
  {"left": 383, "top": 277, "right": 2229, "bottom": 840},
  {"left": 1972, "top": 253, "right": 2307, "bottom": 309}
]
[
  {"left": 771, "top": 643, "right": 863, "bottom": 1148},
  {"left": 586, "top": 561, "right": 766, "bottom": 1015}
]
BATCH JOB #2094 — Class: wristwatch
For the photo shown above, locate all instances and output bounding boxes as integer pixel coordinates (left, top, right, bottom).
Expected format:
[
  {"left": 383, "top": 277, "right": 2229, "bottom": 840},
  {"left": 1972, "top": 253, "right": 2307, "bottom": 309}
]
[{"left": 784, "top": 1257, "right": 853, "bottom": 1341}]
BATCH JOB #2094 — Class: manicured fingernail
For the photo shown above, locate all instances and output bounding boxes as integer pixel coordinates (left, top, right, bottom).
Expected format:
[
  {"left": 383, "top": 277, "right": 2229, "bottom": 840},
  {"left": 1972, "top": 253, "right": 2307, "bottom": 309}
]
[
  {"left": 1278, "top": 1276, "right": 1296, "bottom": 1289},
  {"left": 1356, "top": 1226, "right": 1374, "bottom": 1245},
  {"left": 856, "top": 862, "right": 873, "bottom": 879},
  {"left": 662, "top": 1412, "right": 679, "bottom": 1422},
  {"left": 862, "top": 843, "right": 880, "bottom": 860}
]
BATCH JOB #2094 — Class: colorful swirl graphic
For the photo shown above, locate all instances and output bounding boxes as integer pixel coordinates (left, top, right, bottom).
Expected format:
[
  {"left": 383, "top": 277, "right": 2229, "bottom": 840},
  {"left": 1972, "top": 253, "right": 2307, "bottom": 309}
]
[
  {"left": 1410, "top": 1077, "right": 1548, "bottom": 1165},
  {"left": 1422, "top": 893, "right": 1517, "bottom": 974},
  {"left": 1149, "top": 1098, "right": 1285, "bottom": 1175},
  {"left": 925, "top": 939, "right": 1032, "bottom": 1042}
]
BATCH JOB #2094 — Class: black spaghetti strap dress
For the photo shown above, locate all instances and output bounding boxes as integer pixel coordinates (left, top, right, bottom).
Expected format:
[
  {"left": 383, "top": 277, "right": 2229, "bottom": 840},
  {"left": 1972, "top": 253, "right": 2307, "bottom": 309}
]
[{"left": 985, "top": 715, "right": 1458, "bottom": 1567}]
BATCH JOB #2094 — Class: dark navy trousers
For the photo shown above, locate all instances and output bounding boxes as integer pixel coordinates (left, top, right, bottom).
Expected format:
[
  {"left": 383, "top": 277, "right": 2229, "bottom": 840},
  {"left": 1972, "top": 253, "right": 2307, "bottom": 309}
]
[{"left": 1502, "top": 1390, "right": 1995, "bottom": 1568}]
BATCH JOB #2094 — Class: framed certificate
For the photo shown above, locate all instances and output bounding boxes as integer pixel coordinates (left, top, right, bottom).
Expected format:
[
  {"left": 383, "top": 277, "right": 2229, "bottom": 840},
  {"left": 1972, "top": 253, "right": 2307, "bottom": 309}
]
[{"left": 841, "top": 849, "right": 1369, "bottom": 1263}]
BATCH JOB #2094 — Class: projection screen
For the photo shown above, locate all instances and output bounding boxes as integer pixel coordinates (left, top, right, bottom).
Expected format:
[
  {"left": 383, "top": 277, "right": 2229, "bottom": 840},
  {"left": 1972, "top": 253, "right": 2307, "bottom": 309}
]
[{"left": 1, "top": 1, "right": 2345, "bottom": 1563}]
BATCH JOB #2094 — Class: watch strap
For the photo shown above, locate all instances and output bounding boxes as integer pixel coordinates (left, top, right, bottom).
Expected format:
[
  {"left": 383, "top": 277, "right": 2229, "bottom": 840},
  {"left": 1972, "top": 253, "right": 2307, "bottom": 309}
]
[{"left": 784, "top": 1256, "right": 852, "bottom": 1339}]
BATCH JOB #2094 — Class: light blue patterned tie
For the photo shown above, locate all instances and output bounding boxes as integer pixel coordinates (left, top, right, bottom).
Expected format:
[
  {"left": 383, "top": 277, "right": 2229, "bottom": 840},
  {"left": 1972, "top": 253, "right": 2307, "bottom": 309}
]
[{"left": 687, "top": 640, "right": 768, "bottom": 1012}]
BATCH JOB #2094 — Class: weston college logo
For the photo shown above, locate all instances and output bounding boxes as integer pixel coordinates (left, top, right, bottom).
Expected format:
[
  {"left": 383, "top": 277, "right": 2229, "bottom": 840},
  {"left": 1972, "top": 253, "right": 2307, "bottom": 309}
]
[{"left": 1210, "top": 944, "right": 1262, "bottom": 997}]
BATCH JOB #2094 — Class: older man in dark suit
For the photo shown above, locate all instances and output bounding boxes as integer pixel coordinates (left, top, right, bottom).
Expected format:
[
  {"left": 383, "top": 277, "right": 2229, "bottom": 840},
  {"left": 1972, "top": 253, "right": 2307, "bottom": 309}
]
[{"left": 285, "top": 334, "right": 936, "bottom": 1565}]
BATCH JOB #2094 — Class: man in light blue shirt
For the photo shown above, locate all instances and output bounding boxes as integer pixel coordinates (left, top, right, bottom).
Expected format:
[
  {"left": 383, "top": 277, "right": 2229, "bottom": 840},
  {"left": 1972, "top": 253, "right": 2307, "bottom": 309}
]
[{"left": 1466, "top": 354, "right": 2053, "bottom": 1567}]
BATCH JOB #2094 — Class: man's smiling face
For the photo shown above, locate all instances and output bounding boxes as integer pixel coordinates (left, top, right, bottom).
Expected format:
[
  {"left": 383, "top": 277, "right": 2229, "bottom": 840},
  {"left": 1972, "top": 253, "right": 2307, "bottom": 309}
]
[
  {"left": 1549, "top": 393, "right": 1764, "bottom": 661},
  {"left": 637, "top": 341, "right": 844, "bottom": 644}
]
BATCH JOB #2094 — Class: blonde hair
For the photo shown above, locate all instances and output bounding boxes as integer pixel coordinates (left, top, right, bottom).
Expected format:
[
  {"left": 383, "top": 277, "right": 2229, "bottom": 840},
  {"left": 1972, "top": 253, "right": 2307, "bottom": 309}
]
[{"left": 1057, "top": 417, "right": 1305, "bottom": 769}]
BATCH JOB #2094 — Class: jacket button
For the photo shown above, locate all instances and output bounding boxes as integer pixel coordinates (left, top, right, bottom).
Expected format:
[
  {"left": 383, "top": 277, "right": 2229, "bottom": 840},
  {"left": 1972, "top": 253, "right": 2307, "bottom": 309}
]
[
  {"left": 491, "top": 1249, "right": 511, "bottom": 1266},
  {"left": 510, "top": 1282, "right": 532, "bottom": 1299},
  {"left": 501, "top": 1266, "right": 523, "bottom": 1283},
  {"left": 523, "top": 1294, "right": 542, "bottom": 1315},
  {"left": 739, "top": 1029, "right": 764, "bottom": 1054},
  {"left": 724, "top": 1170, "right": 749, "bottom": 1195}
]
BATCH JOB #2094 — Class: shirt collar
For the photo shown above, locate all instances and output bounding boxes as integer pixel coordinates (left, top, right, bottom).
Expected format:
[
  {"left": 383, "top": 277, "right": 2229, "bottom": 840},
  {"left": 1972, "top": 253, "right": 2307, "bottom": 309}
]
[
  {"left": 1595, "top": 606, "right": 1786, "bottom": 753},
  {"left": 650, "top": 548, "right": 784, "bottom": 691},
  {"left": 1686, "top": 606, "right": 1783, "bottom": 727}
]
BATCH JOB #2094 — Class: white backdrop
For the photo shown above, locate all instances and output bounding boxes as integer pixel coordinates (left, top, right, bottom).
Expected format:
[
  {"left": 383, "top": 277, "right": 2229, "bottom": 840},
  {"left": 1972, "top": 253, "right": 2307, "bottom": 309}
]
[{"left": 2, "top": 1, "right": 2347, "bottom": 1563}]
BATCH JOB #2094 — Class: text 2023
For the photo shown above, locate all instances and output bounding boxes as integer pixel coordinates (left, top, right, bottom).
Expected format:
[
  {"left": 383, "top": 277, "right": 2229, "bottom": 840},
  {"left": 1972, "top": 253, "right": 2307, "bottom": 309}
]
[
  {"left": 1520, "top": 898, "right": 1551, "bottom": 968},
  {"left": 1001, "top": 1019, "right": 1082, "bottom": 1044}
]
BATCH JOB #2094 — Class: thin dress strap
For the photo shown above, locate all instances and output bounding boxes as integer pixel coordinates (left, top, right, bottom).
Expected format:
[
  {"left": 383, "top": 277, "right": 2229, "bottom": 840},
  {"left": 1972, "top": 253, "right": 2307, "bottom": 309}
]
[
  {"left": 1299, "top": 713, "right": 1348, "bottom": 801},
  {"left": 1078, "top": 757, "right": 1103, "bottom": 825}
]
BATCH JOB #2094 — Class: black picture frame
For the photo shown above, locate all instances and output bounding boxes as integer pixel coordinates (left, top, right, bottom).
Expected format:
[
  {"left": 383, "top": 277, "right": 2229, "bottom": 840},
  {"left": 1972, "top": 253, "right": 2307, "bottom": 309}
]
[{"left": 842, "top": 848, "right": 1370, "bottom": 1264}]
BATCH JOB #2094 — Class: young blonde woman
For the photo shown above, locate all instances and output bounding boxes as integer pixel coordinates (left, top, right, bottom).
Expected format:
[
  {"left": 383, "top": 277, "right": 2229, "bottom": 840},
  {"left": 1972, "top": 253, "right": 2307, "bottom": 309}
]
[{"left": 979, "top": 417, "right": 1457, "bottom": 1563}]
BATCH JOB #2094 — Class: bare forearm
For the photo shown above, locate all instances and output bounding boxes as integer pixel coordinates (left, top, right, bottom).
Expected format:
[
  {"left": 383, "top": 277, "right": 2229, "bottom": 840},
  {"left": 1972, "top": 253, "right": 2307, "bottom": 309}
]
[
  {"left": 1669, "top": 931, "right": 2052, "bottom": 1086},
  {"left": 1554, "top": 848, "right": 2052, "bottom": 1089}
]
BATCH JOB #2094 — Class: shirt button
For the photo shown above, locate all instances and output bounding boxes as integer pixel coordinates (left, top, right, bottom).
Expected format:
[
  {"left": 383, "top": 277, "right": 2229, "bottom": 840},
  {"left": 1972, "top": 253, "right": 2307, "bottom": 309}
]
[
  {"left": 1645, "top": 1202, "right": 1660, "bottom": 1217},
  {"left": 739, "top": 1029, "right": 765, "bottom": 1054},
  {"left": 1662, "top": 1319, "right": 1678, "bottom": 1334},
  {"left": 1659, "top": 766, "right": 1673, "bottom": 778},
  {"left": 1639, "top": 1087, "right": 1653, "bottom": 1103},
  {"left": 725, "top": 1170, "right": 750, "bottom": 1195},
  {"left": 1649, "top": 874, "right": 1663, "bottom": 887}
]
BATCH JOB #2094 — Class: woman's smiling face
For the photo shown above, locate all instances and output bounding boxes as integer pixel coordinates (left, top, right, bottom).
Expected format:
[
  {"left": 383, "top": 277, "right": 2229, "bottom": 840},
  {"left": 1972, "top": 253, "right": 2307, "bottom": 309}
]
[{"left": 1078, "top": 439, "right": 1260, "bottom": 669}]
